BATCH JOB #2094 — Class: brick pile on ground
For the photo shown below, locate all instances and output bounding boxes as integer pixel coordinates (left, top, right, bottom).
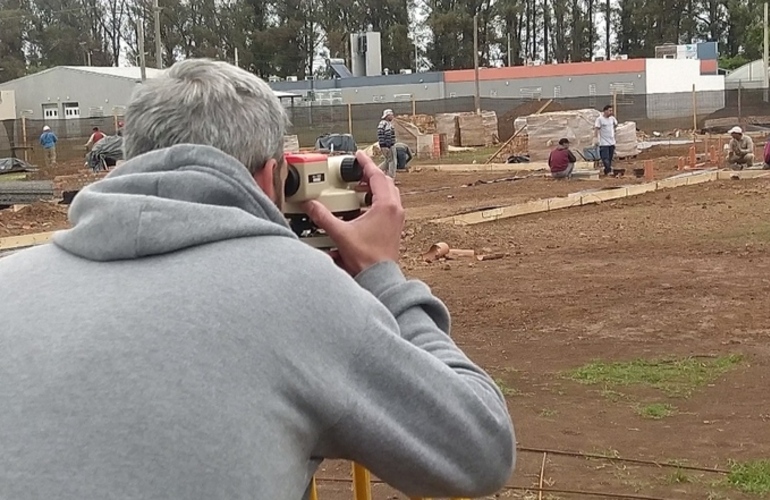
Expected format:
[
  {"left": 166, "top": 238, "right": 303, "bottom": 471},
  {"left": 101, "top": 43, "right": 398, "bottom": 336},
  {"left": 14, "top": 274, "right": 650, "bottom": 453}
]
[{"left": 396, "top": 114, "right": 436, "bottom": 134}]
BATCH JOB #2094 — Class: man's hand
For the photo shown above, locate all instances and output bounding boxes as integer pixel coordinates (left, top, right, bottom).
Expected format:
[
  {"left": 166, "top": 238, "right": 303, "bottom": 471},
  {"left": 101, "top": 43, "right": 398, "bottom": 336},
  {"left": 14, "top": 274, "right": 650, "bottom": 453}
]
[{"left": 302, "top": 150, "right": 405, "bottom": 277}]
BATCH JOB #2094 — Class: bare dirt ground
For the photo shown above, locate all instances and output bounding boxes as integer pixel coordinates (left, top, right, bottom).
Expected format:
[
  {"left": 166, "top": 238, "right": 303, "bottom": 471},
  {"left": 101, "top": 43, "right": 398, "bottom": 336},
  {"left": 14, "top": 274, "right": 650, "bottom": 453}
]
[
  {"left": 316, "top": 156, "right": 770, "bottom": 499},
  {"left": 3, "top": 147, "right": 770, "bottom": 499}
]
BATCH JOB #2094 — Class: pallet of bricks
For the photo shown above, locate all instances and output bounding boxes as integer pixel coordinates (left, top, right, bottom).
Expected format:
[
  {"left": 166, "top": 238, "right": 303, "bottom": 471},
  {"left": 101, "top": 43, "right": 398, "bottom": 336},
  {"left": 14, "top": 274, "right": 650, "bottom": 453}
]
[{"left": 435, "top": 111, "right": 499, "bottom": 147}]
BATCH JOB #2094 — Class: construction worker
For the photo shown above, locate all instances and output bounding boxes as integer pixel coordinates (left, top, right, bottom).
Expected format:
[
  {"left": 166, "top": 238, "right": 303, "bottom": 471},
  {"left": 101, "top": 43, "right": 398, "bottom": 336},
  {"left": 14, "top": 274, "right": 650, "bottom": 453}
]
[
  {"left": 39, "top": 125, "right": 57, "bottom": 167},
  {"left": 394, "top": 142, "right": 413, "bottom": 171},
  {"left": 548, "top": 138, "right": 577, "bottom": 179},
  {"left": 0, "top": 59, "right": 515, "bottom": 500},
  {"left": 593, "top": 104, "right": 618, "bottom": 176},
  {"left": 84, "top": 127, "right": 106, "bottom": 151},
  {"left": 727, "top": 126, "right": 755, "bottom": 169},
  {"left": 377, "top": 108, "right": 397, "bottom": 178}
]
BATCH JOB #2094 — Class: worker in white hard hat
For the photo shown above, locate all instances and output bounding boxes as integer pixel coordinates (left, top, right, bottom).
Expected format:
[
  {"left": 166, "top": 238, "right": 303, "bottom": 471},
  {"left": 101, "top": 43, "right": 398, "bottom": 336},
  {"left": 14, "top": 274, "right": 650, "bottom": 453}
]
[
  {"left": 727, "top": 126, "right": 755, "bottom": 169},
  {"left": 39, "top": 125, "right": 58, "bottom": 167},
  {"left": 377, "top": 109, "right": 397, "bottom": 178}
]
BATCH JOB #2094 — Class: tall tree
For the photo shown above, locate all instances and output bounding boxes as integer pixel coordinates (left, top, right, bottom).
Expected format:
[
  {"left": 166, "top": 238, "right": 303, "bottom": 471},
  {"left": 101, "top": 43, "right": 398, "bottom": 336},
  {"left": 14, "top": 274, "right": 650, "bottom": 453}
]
[{"left": 0, "top": 0, "right": 29, "bottom": 81}]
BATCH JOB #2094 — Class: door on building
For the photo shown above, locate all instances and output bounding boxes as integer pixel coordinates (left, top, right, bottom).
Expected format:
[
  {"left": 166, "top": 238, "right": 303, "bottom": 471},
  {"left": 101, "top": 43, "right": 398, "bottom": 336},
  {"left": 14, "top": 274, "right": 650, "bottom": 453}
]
[{"left": 63, "top": 102, "right": 81, "bottom": 137}]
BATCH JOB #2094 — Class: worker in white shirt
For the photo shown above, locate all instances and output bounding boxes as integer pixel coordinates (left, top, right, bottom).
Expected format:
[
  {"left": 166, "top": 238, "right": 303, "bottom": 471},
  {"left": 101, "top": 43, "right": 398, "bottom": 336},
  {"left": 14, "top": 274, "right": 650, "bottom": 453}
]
[{"left": 594, "top": 105, "right": 618, "bottom": 176}]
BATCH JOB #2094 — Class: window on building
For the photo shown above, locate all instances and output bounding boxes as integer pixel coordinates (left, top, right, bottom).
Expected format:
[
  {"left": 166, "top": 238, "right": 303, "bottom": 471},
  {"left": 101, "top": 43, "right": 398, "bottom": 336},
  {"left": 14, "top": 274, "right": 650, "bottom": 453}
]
[
  {"left": 609, "top": 82, "right": 635, "bottom": 104},
  {"left": 553, "top": 86, "right": 562, "bottom": 98},
  {"left": 42, "top": 104, "right": 59, "bottom": 119},
  {"left": 520, "top": 87, "right": 543, "bottom": 100},
  {"left": 588, "top": 84, "right": 597, "bottom": 107},
  {"left": 63, "top": 102, "right": 80, "bottom": 119}
]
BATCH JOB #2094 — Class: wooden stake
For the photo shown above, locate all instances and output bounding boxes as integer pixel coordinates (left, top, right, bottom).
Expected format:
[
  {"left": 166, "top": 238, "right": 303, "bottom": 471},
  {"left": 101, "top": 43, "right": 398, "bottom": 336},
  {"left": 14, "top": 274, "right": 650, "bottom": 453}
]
[
  {"left": 692, "top": 83, "right": 698, "bottom": 132},
  {"left": 347, "top": 103, "right": 352, "bottom": 135},
  {"left": 21, "top": 115, "right": 28, "bottom": 163},
  {"left": 538, "top": 452, "right": 547, "bottom": 500},
  {"left": 484, "top": 99, "right": 551, "bottom": 164}
]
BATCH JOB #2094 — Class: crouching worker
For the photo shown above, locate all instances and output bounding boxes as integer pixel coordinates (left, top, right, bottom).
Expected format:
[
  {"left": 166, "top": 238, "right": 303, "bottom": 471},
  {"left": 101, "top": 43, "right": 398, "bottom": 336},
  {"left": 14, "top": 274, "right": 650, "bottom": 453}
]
[
  {"left": 0, "top": 58, "right": 515, "bottom": 500},
  {"left": 395, "top": 142, "right": 413, "bottom": 171},
  {"left": 728, "top": 126, "right": 755, "bottom": 169},
  {"left": 548, "top": 138, "right": 577, "bottom": 179}
]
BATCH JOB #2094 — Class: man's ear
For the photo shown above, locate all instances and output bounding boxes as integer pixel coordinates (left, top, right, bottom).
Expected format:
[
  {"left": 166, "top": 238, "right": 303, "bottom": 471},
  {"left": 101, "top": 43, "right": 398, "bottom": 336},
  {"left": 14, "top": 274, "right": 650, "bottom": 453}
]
[{"left": 254, "top": 158, "right": 279, "bottom": 201}]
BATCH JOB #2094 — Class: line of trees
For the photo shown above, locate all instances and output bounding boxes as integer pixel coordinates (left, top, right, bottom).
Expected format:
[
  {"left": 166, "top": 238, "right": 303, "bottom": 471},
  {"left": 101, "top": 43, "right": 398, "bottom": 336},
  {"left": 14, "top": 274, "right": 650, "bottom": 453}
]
[{"left": 0, "top": 0, "right": 764, "bottom": 84}]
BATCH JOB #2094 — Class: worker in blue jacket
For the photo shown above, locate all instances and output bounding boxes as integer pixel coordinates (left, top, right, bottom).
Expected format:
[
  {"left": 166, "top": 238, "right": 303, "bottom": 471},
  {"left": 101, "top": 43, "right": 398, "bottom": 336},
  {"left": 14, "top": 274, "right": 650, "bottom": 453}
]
[{"left": 39, "top": 125, "right": 58, "bottom": 167}]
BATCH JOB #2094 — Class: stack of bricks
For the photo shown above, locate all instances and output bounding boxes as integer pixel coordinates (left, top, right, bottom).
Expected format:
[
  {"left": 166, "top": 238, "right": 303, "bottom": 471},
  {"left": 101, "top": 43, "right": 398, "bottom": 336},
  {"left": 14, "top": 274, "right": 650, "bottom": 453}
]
[{"left": 53, "top": 170, "right": 111, "bottom": 198}]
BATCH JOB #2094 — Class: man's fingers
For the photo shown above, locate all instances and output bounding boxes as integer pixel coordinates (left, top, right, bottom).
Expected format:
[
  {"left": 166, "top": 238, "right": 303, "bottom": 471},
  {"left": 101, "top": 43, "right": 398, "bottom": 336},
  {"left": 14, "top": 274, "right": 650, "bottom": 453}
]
[{"left": 302, "top": 200, "right": 345, "bottom": 238}]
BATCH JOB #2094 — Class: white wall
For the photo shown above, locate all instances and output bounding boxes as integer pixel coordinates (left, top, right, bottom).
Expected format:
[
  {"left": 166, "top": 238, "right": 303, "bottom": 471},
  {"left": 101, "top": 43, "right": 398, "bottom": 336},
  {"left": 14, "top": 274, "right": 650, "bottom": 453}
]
[
  {"left": 645, "top": 59, "right": 725, "bottom": 93},
  {"left": 0, "top": 90, "right": 16, "bottom": 120},
  {"left": 645, "top": 59, "right": 725, "bottom": 120}
]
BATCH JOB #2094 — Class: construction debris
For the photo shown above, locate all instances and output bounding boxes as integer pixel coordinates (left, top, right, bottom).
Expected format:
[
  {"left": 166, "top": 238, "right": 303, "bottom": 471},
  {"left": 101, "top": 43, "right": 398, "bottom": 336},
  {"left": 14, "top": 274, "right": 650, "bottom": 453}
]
[{"left": 422, "top": 242, "right": 477, "bottom": 262}]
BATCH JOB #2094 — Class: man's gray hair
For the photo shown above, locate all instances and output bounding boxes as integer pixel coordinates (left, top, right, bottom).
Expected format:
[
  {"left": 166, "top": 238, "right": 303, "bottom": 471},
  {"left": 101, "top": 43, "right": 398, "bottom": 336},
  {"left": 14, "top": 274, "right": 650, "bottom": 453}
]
[{"left": 123, "top": 58, "right": 289, "bottom": 173}]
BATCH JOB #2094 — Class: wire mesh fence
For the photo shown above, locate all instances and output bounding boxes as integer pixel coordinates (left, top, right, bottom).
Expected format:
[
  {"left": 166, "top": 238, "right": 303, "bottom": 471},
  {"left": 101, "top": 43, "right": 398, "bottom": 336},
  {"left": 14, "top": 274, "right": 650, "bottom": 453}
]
[{"left": 1, "top": 88, "right": 767, "bottom": 167}]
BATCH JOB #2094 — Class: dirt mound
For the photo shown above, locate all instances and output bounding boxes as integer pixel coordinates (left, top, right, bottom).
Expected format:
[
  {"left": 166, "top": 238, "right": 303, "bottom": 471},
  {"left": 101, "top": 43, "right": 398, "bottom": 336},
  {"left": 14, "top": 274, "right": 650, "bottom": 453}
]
[
  {"left": 28, "top": 158, "right": 86, "bottom": 180},
  {"left": 498, "top": 100, "right": 571, "bottom": 141},
  {"left": 0, "top": 202, "right": 69, "bottom": 237}
]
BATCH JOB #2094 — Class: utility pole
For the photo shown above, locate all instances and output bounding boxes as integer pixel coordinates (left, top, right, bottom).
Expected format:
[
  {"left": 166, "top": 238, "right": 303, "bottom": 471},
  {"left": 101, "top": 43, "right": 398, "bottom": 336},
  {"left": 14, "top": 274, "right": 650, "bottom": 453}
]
[
  {"left": 507, "top": 32, "right": 512, "bottom": 66},
  {"left": 762, "top": 2, "right": 770, "bottom": 102},
  {"left": 138, "top": 22, "right": 147, "bottom": 81},
  {"left": 473, "top": 13, "right": 480, "bottom": 115},
  {"left": 153, "top": 0, "right": 162, "bottom": 69},
  {"left": 606, "top": 0, "right": 611, "bottom": 59},
  {"left": 235, "top": 47, "right": 240, "bottom": 67}
]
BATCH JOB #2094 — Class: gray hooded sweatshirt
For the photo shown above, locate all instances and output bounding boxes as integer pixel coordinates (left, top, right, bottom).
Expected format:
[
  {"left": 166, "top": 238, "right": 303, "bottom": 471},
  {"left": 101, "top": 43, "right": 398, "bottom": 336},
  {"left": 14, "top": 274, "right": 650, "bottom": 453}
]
[{"left": 0, "top": 144, "right": 515, "bottom": 499}]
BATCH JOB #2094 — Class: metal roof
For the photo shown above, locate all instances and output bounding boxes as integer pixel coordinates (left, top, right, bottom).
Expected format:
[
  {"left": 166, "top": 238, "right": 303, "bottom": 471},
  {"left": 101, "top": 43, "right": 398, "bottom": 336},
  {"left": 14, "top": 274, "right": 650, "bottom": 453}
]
[{"left": 61, "top": 66, "right": 166, "bottom": 80}]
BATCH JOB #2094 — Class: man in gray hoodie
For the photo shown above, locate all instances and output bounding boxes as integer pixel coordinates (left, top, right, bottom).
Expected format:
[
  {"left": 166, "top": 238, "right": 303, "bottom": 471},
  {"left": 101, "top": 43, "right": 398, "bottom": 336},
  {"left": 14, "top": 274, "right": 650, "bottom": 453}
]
[{"left": 0, "top": 59, "right": 515, "bottom": 499}]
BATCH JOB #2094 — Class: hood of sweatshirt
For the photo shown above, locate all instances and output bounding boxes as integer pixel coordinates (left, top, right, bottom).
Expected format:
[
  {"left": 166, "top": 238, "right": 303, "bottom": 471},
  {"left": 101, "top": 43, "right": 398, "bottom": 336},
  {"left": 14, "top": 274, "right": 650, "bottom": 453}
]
[{"left": 53, "top": 144, "right": 297, "bottom": 262}]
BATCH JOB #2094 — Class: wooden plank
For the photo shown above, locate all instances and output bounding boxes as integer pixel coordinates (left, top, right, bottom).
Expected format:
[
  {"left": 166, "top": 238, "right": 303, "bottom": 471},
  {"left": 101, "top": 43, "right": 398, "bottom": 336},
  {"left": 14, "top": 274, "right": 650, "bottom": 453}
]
[
  {"left": 547, "top": 195, "right": 583, "bottom": 210},
  {"left": 656, "top": 175, "right": 692, "bottom": 189},
  {"left": 432, "top": 199, "right": 550, "bottom": 225},
  {"left": 716, "top": 170, "right": 770, "bottom": 180},
  {"left": 424, "top": 163, "right": 545, "bottom": 172},
  {"left": 686, "top": 170, "right": 719, "bottom": 184},
  {"left": 624, "top": 182, "right": 658, "bottom": 197},
  {"left": 429, "top": 169, "right": 760, "bottom": 227},
  {"left": 579, "top": 188, "right": 629, "bottom": 204},
  {"left": 425, "top": 161, "right": 594, "bottom": 173},
  {"left": 0, "top": 231, "right": 56, "bottom": 251}
]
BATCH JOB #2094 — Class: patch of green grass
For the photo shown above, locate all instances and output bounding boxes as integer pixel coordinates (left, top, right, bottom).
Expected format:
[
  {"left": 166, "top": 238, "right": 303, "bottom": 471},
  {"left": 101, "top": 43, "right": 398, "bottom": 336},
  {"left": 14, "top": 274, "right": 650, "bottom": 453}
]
[
  {"left": 412, "top": 145, "right": 500, "bottom": 165},
  {"left": 727, "top": 460, "right": 770, "bottom": 494},
  {"left": 539, "top": 408, "right": 558, "bottom": 418},
  {"left": 566, "top": 355, "right": 742, "bottom": 397},
  {"left": 666, "top": 468, "right": 693, "bottom": 484},
  {"left": 637, "top": 402, "right": 677, "bottom": 420},
  {"left": 494, "top": 378, "right": 521, "bottom": 397},
  {"left": 0, "top": 172, "right": 27, "bottom": 182},
  {"left": 600, "top": 388, "right": 631, "bottom": 402}
]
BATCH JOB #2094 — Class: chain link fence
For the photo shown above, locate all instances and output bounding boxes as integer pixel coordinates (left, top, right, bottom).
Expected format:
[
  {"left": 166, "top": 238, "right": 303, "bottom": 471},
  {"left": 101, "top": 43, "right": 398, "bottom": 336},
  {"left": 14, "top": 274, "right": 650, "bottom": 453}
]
[
  {"left": 0, "top": 116, "right": 123, "bottom": 167},
  {"left": 1, "top": 88, "right": 767, "bottom": 166}
]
